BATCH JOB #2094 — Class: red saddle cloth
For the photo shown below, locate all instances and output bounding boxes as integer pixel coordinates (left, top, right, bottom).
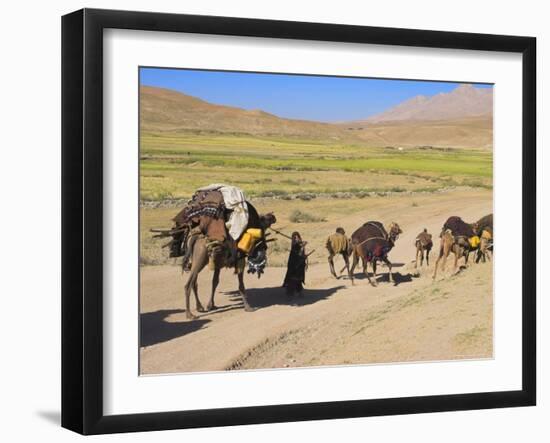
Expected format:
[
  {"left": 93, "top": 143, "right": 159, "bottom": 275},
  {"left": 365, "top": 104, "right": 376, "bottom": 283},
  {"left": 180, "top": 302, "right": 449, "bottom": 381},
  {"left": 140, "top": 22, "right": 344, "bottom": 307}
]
[{"left": 173, "top": 190, "right": 228, "bottom": 242}]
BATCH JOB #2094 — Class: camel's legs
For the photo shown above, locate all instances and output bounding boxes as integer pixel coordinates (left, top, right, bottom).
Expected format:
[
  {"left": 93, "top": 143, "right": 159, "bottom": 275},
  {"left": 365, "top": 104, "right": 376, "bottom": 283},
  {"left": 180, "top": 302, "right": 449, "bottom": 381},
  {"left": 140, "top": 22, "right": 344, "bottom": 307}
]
[
  {"left": 349, "top": 250, "right": 359, "bottom": 285},
  {"left": 441, "top": 243, "right": 449, "bottom": 272},
  {"left": 193, "top": 279, "right": 205, "bottom": 312},
  {"left": 207, "top": 266, "right": 221, "bottom": 311},
  {"left": 328, "top": 253, "right": 338, "bottom": 278},
  {"left": 370, "top": 260, "right": 378, "bottom": 286},
  {"left": 453, "top": 245, "right": 460, "bottom": 273},
  {"left": 184, "top": 275, "right": 198, "bottom": 320},
  {"left": 415, "top": 244, "right": 420, "bottom": 269},
  {"left": 342, "top": 253, "right": 351, "bottom": 280},
  {"left": 477, "top": 238, "right": 489, "bottom": 263},
  {"left": 433, "top": 243, "right": 447, "bottom": 280},
  {"left": 238, "top": 271, "right": 254, "bottom": 312},
  {"left": 184, "top": 240, "right": 208, "bottom": 320},
  {"left": 426, "top": 249, "right": 430, "bottom": 267},
  {"left": 360, "top": 257, "right": 374, "bottom": 286}
]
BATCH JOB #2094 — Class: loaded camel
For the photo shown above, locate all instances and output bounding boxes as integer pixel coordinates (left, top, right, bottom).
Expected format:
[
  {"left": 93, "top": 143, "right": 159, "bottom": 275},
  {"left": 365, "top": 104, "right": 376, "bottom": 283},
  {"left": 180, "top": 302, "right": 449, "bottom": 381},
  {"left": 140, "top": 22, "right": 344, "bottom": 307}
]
[
  {"left": 349, "top": 221, "right": 402, "bottom": 286},
  {"left": 181, "top": 205, "right": 276, "bottom": 319},
  {"left": 473, "top": 213, "right": 493, "bottom": 263},
  {"left": 153, "top": 187, "right": 276, "bottom": 320},
  {"left": 432, "top": 216, "right": 484, "bottom": 280},
  {"left": 325, "top": 227, "right": 352, "bottom": 280},
  {"left": 414, "top": 228, "right": 433, "bottom": 268}
]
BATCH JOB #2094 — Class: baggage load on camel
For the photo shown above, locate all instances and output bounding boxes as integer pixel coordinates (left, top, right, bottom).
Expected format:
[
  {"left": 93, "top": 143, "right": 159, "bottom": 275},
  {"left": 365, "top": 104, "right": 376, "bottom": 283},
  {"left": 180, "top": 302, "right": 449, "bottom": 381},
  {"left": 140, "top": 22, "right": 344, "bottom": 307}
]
[
  {"left": 237, "top": 228, "right": 263, "bottom": 253},
  {"left": 172, "top": 184, "right": 249, "bottom": 240},
  {"left": 198, "top": 184, "right": 249, "bottom": 241},
  {"left": 468, "top": 235, "right": 481, "bottom": 249}
]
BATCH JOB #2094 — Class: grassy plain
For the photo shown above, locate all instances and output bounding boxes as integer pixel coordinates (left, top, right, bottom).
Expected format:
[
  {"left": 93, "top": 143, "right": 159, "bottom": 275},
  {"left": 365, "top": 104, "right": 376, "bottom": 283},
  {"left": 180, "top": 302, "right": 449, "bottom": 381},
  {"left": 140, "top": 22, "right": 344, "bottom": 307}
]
[
  {"left": 140, "top": 130, "right": 493, "bottom": 267},
  {"left": 140, "top": 131, "right": 492, "bottom": 201}
]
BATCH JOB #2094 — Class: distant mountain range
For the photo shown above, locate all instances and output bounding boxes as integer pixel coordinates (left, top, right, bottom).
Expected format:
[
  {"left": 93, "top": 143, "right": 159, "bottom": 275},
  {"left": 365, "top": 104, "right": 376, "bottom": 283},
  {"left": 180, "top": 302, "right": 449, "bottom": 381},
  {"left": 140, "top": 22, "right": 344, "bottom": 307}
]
[
  {"left": 140, "top": 84, "right": 493, "bottom": 149},
  {"left": 361, "top": 84, "right": 493, "bottom": 123}
]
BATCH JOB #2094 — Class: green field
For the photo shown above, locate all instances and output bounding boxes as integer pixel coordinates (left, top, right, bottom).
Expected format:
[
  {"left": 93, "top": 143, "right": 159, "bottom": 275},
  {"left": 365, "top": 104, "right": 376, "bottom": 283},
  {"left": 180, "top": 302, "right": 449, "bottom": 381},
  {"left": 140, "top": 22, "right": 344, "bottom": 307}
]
[{"left": 140, "top": 132, "right": 493, "bottom": 201}]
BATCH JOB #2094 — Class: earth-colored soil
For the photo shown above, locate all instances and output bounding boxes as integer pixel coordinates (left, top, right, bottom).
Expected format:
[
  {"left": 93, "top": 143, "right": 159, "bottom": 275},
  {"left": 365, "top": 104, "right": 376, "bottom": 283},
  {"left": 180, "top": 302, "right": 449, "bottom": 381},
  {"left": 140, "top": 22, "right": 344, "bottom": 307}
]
[{"left": 140, "top": 189, "right": 493, "bottom": 374}]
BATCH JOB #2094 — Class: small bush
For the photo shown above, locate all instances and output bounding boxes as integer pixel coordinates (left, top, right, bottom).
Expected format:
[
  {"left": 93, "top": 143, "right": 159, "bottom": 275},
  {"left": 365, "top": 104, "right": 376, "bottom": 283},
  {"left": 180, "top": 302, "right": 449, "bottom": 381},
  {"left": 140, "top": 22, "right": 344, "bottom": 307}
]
[
  {"left": 258, "top": 189, "right": 289, "bottom": 198},
  {"left": 289, "top": 210, "right": 326, "bottom": 223},
  {"left": 295, "top": 192, "right": 316, "bottom": 201}
]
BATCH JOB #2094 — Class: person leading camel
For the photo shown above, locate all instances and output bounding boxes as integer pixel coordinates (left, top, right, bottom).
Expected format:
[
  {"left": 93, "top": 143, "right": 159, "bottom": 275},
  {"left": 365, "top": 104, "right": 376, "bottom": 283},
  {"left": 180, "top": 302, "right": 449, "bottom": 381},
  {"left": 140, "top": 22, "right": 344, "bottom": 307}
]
[{"left": 283, "top": 232, "right": 308, "bottom": 297}]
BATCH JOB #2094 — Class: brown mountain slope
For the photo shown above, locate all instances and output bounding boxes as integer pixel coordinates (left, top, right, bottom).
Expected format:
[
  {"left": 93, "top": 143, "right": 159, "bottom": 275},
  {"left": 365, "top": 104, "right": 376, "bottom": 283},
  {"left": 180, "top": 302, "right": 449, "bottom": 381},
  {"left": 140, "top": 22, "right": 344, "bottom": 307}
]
[
  {"left": 363, "top": 84, "right": 493, "bottom": 123},
  {"left": 140, "top": 86, "right": 344, "bottom": 138},
  {"left": 140, "top": 85, "right": 492, "bottom": 149}
]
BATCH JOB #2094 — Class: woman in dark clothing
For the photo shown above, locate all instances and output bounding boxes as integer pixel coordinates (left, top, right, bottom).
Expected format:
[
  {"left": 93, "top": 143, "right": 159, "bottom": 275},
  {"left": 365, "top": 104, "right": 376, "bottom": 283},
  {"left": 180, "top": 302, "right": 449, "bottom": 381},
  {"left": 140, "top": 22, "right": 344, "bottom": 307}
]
[{"left": 283, "top": 232, "right": 308, "bottom": 296}]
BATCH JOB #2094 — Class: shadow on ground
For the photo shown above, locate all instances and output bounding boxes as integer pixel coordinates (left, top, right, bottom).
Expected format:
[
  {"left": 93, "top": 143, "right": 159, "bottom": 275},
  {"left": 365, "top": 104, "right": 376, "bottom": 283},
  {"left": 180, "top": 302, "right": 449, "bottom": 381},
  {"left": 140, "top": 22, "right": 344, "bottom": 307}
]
[
  {"left": 223, "top": 285, "right": 347, "bottom": 310},
  {"left": 140, "top": 309, "right": 211, "bottom": 347},
  {"left": 351, "top": 270, "right": 415, "bottom": 286}
]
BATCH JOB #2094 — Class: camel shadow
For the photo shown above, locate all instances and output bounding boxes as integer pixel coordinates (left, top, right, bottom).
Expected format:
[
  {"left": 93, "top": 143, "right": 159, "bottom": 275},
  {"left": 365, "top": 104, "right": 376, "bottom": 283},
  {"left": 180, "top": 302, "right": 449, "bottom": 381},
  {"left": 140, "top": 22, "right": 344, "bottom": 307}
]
[
  {"left": 379, "top": 271, "right": 415, "bottom": 286},
  {"left": 197, "top": 302, "right": 244, "bottom": 317},
  {"left": 381, "top": 262, "right": 406, "bottom": 268},
  {"left": 223, "top": 285, "right": 346, "bottom": 310},
  {"left": 352, "top": 271, "right": 415, "bottom": 286},
  {"left": 140, "top": 309, "right": 211, "bottom": 347}
]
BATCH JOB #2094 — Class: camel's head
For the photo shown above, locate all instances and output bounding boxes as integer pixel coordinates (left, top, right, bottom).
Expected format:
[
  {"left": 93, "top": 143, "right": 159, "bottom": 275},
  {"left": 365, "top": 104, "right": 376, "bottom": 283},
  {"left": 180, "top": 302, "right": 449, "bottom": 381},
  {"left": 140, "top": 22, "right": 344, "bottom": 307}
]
[
  {"left": 388, "top": 222, "right": 403, "bottom": 243},
  {"left": 259, "top": 212, "right": 277, "bottom": 230}
]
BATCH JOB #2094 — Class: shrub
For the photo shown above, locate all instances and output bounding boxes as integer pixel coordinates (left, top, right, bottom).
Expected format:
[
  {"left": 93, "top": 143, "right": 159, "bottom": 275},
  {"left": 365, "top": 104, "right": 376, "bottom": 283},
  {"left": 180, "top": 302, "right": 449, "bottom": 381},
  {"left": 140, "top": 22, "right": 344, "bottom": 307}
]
[
  {"left": 295, "top": 192, "right": 316, "bottom": 201},
  {"left": 289, "top": 210, "right": 326, "bottom": 223}
]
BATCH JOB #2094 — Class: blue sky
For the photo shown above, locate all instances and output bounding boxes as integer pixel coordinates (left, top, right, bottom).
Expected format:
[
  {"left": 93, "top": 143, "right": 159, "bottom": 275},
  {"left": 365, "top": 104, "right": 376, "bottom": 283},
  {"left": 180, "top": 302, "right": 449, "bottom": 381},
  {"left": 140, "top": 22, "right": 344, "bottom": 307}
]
[{"left": 140, "top": 67, "right": 493, "bottom": 122}]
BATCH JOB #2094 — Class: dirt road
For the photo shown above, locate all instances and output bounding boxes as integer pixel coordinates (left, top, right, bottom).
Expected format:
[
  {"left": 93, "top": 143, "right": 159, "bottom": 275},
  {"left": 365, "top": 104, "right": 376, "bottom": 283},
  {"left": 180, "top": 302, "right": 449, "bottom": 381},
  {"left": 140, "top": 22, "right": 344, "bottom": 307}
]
[{"left": 140, "top": 189, "right": 493, "bottom": 374}]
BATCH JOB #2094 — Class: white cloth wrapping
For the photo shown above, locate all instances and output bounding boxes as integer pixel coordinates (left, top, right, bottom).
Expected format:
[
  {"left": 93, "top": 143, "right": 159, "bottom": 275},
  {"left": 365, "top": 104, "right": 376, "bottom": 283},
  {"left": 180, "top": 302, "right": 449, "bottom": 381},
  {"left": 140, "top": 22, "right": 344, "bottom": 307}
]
[{"left": 198, "top": 184, "right": 249, "bottom": 240}]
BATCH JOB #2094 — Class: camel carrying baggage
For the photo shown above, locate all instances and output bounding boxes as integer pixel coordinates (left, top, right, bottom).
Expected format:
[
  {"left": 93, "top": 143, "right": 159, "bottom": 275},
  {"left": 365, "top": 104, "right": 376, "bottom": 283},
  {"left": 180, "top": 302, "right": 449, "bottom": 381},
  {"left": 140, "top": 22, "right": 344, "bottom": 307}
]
[{"left": 151, "top": 184, "right": 277, "bottom": 319}]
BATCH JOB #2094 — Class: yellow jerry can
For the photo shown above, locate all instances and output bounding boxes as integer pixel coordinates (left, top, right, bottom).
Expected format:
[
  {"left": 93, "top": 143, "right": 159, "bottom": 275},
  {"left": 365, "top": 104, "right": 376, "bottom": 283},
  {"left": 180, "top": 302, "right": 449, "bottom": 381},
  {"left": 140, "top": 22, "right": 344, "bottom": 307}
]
[
  {"left": 468, "top": 235, "right": 481, "bottom": 249},
  {"left": 237, "top": 228, "right": 263, "bottom": 253}
]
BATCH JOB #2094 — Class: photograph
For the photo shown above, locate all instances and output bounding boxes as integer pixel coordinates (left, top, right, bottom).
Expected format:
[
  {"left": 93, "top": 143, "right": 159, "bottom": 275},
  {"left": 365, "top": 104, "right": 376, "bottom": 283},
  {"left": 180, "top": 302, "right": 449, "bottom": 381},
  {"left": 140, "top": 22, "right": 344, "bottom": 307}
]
[{"left": 139, "top": 68, "right": 494, "bottom": 375}]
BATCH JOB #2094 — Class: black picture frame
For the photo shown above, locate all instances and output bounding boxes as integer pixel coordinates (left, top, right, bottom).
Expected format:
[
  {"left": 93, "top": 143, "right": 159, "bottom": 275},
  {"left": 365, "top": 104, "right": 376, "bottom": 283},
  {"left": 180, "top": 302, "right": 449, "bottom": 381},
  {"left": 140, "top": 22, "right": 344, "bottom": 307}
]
[{"left": 62, "top": 8, "right": 536, "bottom": 435}]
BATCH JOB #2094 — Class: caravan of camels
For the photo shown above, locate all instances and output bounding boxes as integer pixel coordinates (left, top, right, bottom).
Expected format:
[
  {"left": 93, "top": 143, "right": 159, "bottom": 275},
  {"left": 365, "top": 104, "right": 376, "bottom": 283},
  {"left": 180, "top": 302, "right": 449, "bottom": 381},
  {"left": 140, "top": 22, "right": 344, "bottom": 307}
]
[{"left": 153, "top": 184, "right": 493, "bottom": 320}]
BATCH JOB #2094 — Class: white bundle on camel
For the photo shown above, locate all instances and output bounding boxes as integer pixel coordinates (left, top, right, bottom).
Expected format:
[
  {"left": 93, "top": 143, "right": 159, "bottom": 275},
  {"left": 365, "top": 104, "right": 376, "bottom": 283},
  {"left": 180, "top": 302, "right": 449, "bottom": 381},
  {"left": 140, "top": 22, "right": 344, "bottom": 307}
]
[{"left": 198, "top": 183, "right": 249, "bottom": 240}]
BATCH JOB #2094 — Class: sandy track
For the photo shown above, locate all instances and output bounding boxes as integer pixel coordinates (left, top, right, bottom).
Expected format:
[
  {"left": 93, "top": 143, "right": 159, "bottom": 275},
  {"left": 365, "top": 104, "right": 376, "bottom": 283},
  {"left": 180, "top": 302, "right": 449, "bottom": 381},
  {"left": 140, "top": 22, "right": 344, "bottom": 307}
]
[{"left": 140, "top": 189, "right": 493, "bottom": 374}]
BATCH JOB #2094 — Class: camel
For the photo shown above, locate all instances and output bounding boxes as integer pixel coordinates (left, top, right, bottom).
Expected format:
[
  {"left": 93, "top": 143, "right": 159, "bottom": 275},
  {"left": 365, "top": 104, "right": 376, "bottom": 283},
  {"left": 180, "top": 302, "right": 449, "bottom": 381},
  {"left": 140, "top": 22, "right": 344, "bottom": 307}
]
[
  {"left": 473, "top": 213, "right": 493, "bottom": 263},
  {"left": 414, "top": 228, "right": 433, "bottom": 268},
  {"left": 182, "top": 204, "right": 276, "bottom": 320},
  {"left": 432, "top": 214, "right": 485, "bottom": 280},
  {"left": 432, "top": 229, "right": 475, "bottom": 279},
  {"left": 349, "top": 221, "right": 402, "bottom": 286},
  {"left": 477, "top": 232, "right": 493, "bottom": 263},
  {"left": 325, "top": 227, "right": 352, "bottom": 279}
]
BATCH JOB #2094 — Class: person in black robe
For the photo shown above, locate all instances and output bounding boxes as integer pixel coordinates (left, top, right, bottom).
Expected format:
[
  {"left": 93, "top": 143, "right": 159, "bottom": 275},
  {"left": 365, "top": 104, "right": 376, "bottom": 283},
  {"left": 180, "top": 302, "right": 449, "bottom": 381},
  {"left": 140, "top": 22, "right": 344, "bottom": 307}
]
[{"left": 283, "top": 232, "right": 308, "bottom": 296}]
